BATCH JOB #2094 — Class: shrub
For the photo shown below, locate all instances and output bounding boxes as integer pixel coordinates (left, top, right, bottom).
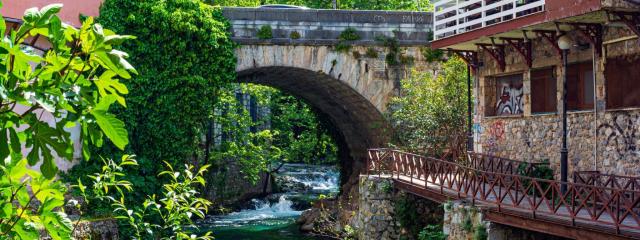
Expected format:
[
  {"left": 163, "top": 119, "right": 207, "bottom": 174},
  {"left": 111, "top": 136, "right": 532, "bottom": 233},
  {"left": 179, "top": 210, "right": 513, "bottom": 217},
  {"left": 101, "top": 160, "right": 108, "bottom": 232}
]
[
  {"left": 69, "top": 0, "right": 237, "bottom": 210},
  {"left": 365, "top": 47, "right": 379, "bottom": 58},
  {"left": 421, "top": 47, "right": 445, "bottom": 63},
  {"left": 335, "top": 27, "right": 361, "bottom": 52},
  {"left": 395, "top": 195, "right": 423, "bottom": 238},
  {"left": 339, "top": 27, "right": 361, "bottom": 41},
  {"left": 77, "top": 156, "right": 213, "bottom": 239},
  {"left": 258, "top": 25, "right": 273, "bottom": 39},
  {"left": 462, "top": 214, "right": 474, "bottom": 232},
  {"left": 290, "top": 31, "right": 301, "bottom": 39},
  {"left": 388, "top": 57, "right": 468, "bottom": 156},
  {"left": 381, "top": 180, "right": 393, "bottom": 193},
  {"left": 418, "top": 225, "right": 447, "bottom": 240},
  {"left": 473, "top": 224, "right": 488, "bottom": 240},
  {"left": 517, "top": 159, "right": 554, "bottom": 197}
]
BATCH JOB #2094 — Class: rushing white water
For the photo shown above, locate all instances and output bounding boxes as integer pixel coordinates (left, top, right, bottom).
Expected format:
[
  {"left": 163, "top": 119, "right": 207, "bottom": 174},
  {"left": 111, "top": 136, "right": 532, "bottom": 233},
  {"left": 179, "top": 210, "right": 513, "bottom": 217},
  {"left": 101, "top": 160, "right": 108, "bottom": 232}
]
[
  {"left": 204, "top": 164, "right": 339, "bottom": 229},
  {"left": 276, "top": 163, "right": 340, "bottom": 192},
  {"left": 212, "top": 195, "right": 302, "bottom": 227}
]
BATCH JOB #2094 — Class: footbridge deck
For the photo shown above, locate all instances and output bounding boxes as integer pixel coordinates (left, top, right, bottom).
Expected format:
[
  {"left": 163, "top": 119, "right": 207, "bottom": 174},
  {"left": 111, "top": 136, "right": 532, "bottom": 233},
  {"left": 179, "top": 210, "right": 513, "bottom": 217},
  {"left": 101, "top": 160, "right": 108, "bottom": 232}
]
[{"left": 367, "top": 149, "right": 640, "bottom": 240}]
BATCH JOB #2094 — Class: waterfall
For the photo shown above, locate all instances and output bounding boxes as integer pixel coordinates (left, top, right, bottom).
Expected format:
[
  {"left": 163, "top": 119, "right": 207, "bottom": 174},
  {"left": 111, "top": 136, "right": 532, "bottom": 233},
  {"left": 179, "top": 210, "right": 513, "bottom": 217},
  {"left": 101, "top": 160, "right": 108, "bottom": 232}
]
[{"left": 197, "top": 163, "right": 339, "bottom": 239}]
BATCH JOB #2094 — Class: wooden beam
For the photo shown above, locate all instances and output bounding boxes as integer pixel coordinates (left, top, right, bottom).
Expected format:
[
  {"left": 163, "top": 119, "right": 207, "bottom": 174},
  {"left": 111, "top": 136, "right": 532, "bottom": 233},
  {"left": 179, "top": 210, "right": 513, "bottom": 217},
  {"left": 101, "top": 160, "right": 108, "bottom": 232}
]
[
  {"left": 570, "top": 23, "right": 603, "bottom": 56},
  {"left": 534, "top": 30, "right": 563, "bottom": 60},
  {"left": 448, "top": 49, "right": 479, "bottom": 73},
  {"left": 477, "top": 43, "right": 505, "bottom": 72},
  {"left": 484, "top": 211, "right": 635, "bottom": 240},
  {"left": 610, "top": 11, "right": 640, "bottom": 40},
  {"left": 501, "top": 37, "right": 533, "bottom": 68}
]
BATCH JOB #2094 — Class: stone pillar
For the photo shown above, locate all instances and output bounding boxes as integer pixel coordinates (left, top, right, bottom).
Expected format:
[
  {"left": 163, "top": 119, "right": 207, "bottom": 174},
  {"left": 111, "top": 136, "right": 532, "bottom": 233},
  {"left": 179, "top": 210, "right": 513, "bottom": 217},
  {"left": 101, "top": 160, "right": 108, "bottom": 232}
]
[
  {"left": 443, "top": 201, "right": 488, "bottom": 240},
  {"left": 477, "top": 75, "right": 488, "bottom": 154},
  {"left": 555, "top": 63, "right": 565, "bottom": 115},
  {"left": 522, "top": 69, "right": 532, "bottom": 117},
  {"left": 594, "top": 50, "right": 606, "bottom": 170},
  {"left": 354, "top": 175, "right": 400, "bottom": 240},
  {"left": 474, "top": 72, "right": 482, "bottom": 153}
]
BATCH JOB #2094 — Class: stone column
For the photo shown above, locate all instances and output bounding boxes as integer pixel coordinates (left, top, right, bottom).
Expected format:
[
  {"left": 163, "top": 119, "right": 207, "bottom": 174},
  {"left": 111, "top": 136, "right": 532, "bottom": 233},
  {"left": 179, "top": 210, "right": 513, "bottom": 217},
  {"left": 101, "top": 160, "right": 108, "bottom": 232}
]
[
  {"left": 354, "top": 176, "right": 400, "bottom": 240},
  {"left": 594, "top": 47, "right": 606, "bottom": 170},
  {"left": 523, "top": 69, "right": 532, "bottom": 117}
]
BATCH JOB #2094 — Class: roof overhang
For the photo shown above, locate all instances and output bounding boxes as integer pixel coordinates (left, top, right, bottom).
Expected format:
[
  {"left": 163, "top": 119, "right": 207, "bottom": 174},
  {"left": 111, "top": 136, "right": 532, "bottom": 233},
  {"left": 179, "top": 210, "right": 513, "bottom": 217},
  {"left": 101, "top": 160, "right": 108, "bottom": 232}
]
[{"left": 432, "top": 0, "right": 609, "bottom": 50}]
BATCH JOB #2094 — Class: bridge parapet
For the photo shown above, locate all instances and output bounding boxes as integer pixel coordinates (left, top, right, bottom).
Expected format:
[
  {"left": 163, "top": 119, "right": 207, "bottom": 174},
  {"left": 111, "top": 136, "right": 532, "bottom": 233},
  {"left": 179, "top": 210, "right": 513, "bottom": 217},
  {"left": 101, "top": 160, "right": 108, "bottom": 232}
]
[{"left": 222, "top": 7, "right": 433, "bottom": 46}]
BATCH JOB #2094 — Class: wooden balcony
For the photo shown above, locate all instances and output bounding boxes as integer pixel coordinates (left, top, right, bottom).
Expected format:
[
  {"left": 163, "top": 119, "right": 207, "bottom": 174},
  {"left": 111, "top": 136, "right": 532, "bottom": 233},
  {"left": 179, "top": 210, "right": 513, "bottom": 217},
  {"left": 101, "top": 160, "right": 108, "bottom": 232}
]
[{"left": 433, "top": 0, "right": 545, "bottom": 40}]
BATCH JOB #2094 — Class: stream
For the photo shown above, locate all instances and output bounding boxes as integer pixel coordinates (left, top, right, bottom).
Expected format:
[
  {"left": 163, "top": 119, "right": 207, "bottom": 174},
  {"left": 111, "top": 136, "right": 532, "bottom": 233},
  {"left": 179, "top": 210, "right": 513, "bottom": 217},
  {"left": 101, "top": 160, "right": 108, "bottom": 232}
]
[{"left": 196, "top": 163, "right": 340, "bottom": 239}]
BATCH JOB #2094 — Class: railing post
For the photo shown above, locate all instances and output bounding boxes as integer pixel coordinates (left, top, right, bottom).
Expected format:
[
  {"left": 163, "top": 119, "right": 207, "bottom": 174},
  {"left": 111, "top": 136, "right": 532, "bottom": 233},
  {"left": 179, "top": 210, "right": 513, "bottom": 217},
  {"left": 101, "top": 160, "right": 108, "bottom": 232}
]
[
  {"left": 410, "top": 155, "right": 414, "bottom": 184},
  {"left": 616, "top": 191, "right": 621, "bottom": 234},
  {"left": 424, "top": 157, "right": 429, "bottom": 189},
  {"left": 366, "top": 150, "right": 371, "bottom": 176}
]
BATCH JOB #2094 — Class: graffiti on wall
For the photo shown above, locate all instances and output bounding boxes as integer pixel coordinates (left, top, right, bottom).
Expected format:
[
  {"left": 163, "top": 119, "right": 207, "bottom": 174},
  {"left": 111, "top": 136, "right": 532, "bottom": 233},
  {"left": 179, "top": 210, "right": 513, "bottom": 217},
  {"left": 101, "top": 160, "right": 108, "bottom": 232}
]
[
  {"left": 484, "top": 120, "right": 506, "bottom": 154},
  {"left": 597, "top": 112, "right": 640, "bottom": 160},
  {"left": 495, "top": 83, "right": 523, "bottom": 115}
]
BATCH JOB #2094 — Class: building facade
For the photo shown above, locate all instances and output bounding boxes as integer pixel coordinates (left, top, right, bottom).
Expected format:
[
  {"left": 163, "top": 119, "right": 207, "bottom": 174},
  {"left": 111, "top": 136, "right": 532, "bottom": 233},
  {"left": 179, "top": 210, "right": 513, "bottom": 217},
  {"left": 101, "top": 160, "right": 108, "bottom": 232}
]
[{"left": 432, "top": 0, "right": 640, "bottom": 177}]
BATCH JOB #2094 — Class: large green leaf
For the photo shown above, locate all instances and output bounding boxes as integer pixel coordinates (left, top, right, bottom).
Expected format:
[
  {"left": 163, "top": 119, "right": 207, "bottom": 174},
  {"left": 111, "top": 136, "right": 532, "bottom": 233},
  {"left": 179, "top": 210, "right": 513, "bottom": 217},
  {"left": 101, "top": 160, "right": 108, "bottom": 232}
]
[
  {"left": 25, "top": 122, "right": 71, "bottom": 178},
  {"left": 0, "top": 128, "right": 8, "bottom": 161},
  {"left": 91, "top": 110, "right": 129, "bottom": 150},
  {"left": 95, "top": 70, "right": 128, "bottom": 107}
]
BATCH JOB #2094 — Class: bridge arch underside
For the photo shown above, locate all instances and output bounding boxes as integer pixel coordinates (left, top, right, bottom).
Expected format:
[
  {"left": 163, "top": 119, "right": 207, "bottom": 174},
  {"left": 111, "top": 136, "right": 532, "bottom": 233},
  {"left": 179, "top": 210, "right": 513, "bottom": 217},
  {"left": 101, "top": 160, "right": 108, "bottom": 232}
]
[{"left": 238, "top": 66, "right": 389, "bottom": 183}]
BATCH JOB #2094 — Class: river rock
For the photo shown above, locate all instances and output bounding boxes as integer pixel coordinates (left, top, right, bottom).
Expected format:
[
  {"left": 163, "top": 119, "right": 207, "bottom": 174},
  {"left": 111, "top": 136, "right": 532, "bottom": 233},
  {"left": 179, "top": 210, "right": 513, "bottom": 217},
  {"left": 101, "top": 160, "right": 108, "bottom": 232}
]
[{"left": 274, "top": 175, "right": 311, "bottom": 192}]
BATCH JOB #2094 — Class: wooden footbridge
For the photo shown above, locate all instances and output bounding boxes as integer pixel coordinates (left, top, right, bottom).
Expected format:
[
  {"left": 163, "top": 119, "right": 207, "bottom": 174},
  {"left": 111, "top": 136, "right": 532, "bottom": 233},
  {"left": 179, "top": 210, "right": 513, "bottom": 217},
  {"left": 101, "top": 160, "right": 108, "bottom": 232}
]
[{"left": 366, "top": 149, "right": 640, "bottom": 240}]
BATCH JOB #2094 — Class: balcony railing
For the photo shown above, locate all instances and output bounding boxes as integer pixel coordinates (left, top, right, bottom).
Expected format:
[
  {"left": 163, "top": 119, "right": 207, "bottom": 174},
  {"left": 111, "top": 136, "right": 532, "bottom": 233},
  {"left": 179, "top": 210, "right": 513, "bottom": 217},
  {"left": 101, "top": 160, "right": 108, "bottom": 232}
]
[{"left": 433, "top": 0, "right": 545, "bottom": 40}]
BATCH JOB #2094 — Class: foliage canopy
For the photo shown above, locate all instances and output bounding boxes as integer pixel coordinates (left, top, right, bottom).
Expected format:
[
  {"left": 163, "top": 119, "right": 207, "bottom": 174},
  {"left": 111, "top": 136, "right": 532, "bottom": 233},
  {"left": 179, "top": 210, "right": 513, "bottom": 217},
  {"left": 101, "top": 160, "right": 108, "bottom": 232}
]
[
  {"left": 388, "top": 57, "right": 468, "bottom": 157},
  {"left": 97, "top": 0, "right": 237, "bottom": 164}
]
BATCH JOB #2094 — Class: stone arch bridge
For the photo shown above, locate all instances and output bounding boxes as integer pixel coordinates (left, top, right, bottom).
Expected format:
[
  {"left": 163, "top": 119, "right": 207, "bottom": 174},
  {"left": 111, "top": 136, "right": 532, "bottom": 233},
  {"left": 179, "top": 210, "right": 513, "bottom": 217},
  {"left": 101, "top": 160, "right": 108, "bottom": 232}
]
[{"left": 227, "top": 7, "right": 433, "bottom": 168}]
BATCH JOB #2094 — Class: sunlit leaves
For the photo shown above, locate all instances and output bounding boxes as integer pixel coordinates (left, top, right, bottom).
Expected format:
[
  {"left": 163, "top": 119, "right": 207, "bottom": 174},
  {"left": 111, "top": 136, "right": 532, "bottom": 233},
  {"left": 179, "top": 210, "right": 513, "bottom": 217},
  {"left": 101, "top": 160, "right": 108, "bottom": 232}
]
[
  {"left": 388, "top": 57, "right": 468, "bottom": 155},
  {"left": 0, "top": 159, "right": 68, "bottom": 238},
  {"left": 0, "top": 3, "right": 136, "bottom": 239},
  {"left": 76, "top": 156, "right": 212, "bottom": 239},
  {"left": 0, "top": 3, "right": 136, "bottom": 179},
  {"left": 92, "top": 108, "right": 129, "bottom": 150}
]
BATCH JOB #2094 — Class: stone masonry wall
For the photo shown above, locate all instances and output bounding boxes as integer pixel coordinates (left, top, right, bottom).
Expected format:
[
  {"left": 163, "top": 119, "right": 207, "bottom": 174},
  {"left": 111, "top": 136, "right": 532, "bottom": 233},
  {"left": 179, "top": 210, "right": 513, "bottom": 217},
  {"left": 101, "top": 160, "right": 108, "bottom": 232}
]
[
  {"left": 41, "top": 218, "right": 119, "bottom": 240},
  {"left": 478, "top": 109, "right": 640, "bottom": 178},
  {"left": 444, "top": 201, "right": 568, "bottom": 240},
  {"left": 475, "top": 25, "right": 640, "bottom": 177},
  {"left": 354, "top": 175, "right": 400, "bottom": 240},
  {"left": 355, "top": 175, "right": 444, "bottom": 240}
]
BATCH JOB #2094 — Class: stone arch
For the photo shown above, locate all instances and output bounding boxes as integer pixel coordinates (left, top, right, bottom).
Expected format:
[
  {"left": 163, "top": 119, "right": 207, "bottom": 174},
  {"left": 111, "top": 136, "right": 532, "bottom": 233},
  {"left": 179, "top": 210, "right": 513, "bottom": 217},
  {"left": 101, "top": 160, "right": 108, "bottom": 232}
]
[{"left": 235, "top": 44, "right": 403, "bottom": 183}]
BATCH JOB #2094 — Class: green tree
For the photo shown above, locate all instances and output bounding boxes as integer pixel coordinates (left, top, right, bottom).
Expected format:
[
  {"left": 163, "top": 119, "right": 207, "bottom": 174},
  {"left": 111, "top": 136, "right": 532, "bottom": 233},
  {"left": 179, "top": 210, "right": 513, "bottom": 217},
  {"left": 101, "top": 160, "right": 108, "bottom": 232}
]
[
  {"left": 210, "top": 83, "right": 282, "bottom": 184},
  {"left": 268, "top": 90, "right": 337, "bottom": 164},
  {"left": 388, "top": 57, "right": 468, "bottom": 157},
  {"left": 0, "top": 3, "right": 136, "bottom": 238},
  {"left": 66, "top": 0, "right": 238, "bottom": 206}
]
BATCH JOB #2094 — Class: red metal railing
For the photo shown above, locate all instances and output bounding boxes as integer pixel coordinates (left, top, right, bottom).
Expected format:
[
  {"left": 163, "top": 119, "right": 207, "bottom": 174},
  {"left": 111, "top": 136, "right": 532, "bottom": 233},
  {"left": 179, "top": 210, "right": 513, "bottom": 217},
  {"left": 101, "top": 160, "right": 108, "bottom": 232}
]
[
  {"left": 574, "top": 171, "right": 640, "bottom": 193},
  {"left": 467, "top": 152, "right": 548, "bottom": 176},
  {"left": 367, "top": 148, "right": 640, "bottom": 236}
]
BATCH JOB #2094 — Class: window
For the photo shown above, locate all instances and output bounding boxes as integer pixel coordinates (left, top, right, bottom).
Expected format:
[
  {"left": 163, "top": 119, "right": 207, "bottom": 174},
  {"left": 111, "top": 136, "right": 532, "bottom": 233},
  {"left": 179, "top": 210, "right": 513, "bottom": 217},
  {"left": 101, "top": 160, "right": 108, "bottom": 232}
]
[
  {"left": 566, "top": 62, "right": 594, "bottom": 111},
  {"left": 493, "top": 74, "right": 524, "bottom": 116},
  {"left": 605, "top": 57, "right": 640, "bottom": 109},
  {"left": 531, "top": 68, "right": 557, "bottom": 114}
]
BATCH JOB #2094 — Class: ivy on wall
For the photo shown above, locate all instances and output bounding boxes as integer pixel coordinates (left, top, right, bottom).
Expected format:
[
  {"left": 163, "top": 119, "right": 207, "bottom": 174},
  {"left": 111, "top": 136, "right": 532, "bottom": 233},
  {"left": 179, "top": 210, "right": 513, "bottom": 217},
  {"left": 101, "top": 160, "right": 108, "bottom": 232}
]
[
  {"left": 65, "top": 0, "right": 237, "bottom": 211},
  {"left": 95, "top": 0, "right": 237, "bottom": 163}
]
